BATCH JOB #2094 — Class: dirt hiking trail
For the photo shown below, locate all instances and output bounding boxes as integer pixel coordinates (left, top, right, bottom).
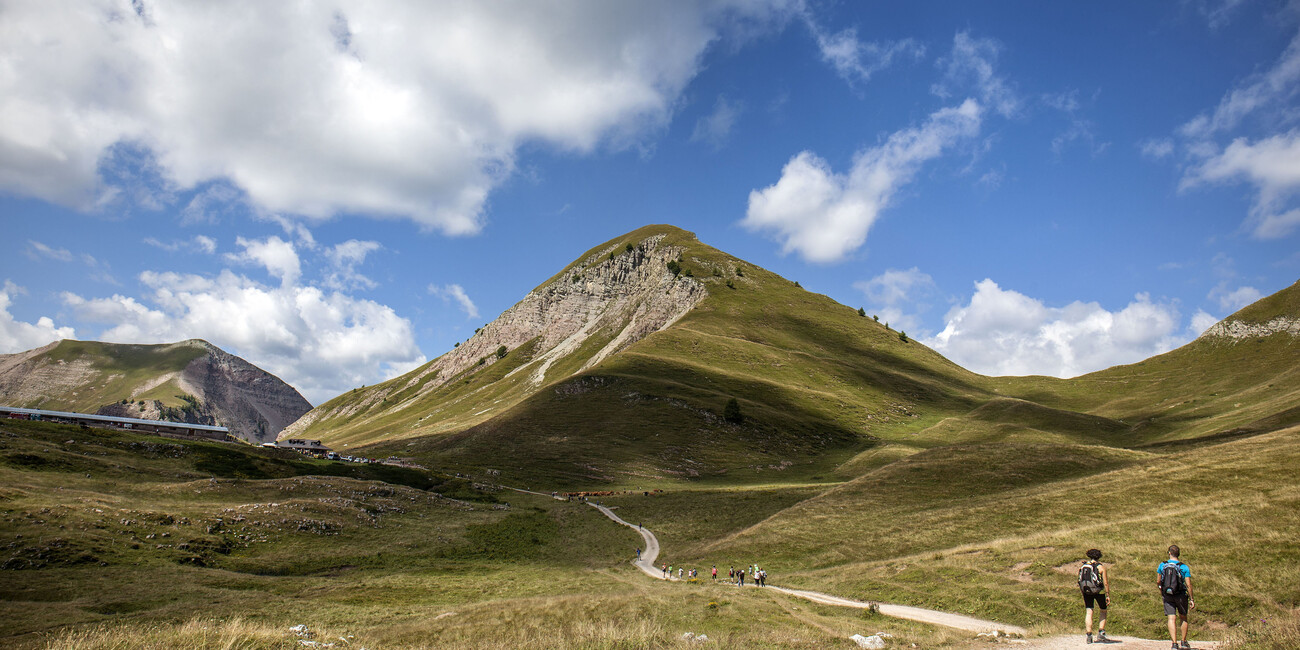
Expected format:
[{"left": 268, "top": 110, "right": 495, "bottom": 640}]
[{"left": 588, "top": 502, "right": 1222, "bottom": 648}]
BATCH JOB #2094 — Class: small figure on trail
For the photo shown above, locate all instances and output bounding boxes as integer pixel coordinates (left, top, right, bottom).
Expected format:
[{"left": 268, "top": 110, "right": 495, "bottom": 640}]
[
  {"left": 737, "top": 569, "right": 745, "bottom": 586},
  {"left": 636, "top": 547, "right": 641, "bottom": 560},
  {"left": 1157, "top": 545, "right": 1194, "bottom": 650},
  {"left": 759, "top": 568, "right": 767, "bottom": 587},
  {"left": 663, "top": 564, "right": 669, "bottom": 578},
  {"left": 1078, "top": 548, "right": 1110, "bottom": 644},
  {"left": 728, "top": 566, "right": 734, "bottom": 580},
  {"left": 712, "top": 565, "right": 717, "bottom": 581},
  {"left": 678, "top": 567, "right": 683, "bottom": 579}
]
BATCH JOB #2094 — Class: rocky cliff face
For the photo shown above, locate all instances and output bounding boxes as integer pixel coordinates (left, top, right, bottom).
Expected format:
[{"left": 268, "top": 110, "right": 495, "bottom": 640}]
[
  {"left": 283, "top": 230, "right": 706, "bottom": 439},
  {"left": 0, "top": 339, "right": 311, "bottom": 444},
  {"left": 1198, "top": 316, "right": 1300, "bottom": 341}
]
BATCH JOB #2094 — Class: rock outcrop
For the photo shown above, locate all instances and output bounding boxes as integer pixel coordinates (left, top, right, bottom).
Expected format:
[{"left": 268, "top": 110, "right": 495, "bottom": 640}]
[
  {"left": 1199, "top": 316, "right": 1300, "bottom": 341},
  {"left": 0, "top": 339, "right": 311, "bottom": 443},
  {"left": 282, "top": 230, "right": 705, "bottom": 439}
]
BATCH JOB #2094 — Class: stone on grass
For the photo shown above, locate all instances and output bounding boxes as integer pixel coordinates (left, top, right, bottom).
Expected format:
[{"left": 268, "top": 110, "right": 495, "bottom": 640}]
[{"left": 850, "top": 633, "right": 887, "bottom": 649}]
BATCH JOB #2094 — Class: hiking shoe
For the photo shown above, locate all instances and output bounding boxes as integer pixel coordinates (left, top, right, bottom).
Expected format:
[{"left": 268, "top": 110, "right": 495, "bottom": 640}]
[
  {"left": 1180, "top": 642, "right": 1191, "bottom": 650},
  {"left": 1085, "top": 632, "right": 1093, "bottom": 644},
  {"left": 1097, "top": 631, "right": 1108, "bottom": 642},
  {"left": 1172, "top": 644, "right": 1180, "bottom": 650}
]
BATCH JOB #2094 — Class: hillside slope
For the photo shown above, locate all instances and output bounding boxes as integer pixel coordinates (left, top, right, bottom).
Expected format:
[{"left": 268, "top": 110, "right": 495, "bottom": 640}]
[
  {"left": 0, "top": 339, "right": 311, "bottom": 443},
  {"left": 290, "top": 226, "right": 999, "bottom": 486},
  {"left": 289, "top": 226, "right": 1299, "bottom": 487}
]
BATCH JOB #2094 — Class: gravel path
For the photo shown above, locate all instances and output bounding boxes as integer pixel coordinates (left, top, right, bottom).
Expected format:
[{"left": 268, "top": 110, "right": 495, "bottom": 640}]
[{"left": 586, "top": 502, "right": 1223, "bottom": 648}]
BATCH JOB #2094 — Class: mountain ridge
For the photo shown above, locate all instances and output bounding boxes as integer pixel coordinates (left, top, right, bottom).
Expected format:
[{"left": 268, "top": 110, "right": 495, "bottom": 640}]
[{"left": 0, "top": 338, "right": 311, "bottom": 443}]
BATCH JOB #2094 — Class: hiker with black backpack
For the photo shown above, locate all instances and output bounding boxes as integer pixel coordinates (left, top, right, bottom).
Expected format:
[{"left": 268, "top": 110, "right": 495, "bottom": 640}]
[
  {"left": 1157, "top": 544, "right": 1195, "bottom": 649},
  {"left": 1078, "top": 548, "right": 1111, "bottom": 644}
]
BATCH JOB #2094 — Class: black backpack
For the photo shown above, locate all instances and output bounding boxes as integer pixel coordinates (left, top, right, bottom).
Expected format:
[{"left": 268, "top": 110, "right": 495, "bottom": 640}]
[
  {"left": 1078, "top": 562, "right": 1103, "bottom": 595},
  {"left": 1159, "top": 562, "right": 1186, "bottom": 597}
]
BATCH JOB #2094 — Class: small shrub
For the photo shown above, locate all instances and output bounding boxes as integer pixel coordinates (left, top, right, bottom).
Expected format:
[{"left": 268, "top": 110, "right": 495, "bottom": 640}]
[
  {"left": 873, "top": 315, "right": 879, "bottom": 322},
  {"left": 793, "top": 281, "right": 800, "bottom": 288},
  {"left": 684, "top": 268, "right": 693, "bottom": 277},
  {"left": 723, "top": 398, "right": 743, "bottom": 424},
  {"left": 858, "top": 307, "right": 866, "bottom": 317},
  {"left": 666, "top": 260, "right": 681, "bottom": 276},
  {"left": 608, "top": 252, "right": 615, "bottom": 261},
  {"left": 454, "top": 342, "right": 459, "bottom": 348},
  {"left": 726, "top": 280, "right": 735, "bottom": 289},
  {"left": 495, "top": 345, "right": 508, "bottom": 359},
  {"left": 478, "top": 357, "right": 486, "bottom": 366},
  {"left": 899, "top": 331, "right": 908, "bottom": 342},
  {"left": 712, "top": 267, "right": 722, "bottom": 277},
  {"left": 735, "top": 267, "right": 744, "bottom": 277},
  {"left": 625, "top": 242, "right": 634, "bottom": 253}
]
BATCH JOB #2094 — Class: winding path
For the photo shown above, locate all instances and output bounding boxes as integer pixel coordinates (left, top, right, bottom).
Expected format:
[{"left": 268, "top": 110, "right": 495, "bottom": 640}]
[
  {"left": 587, "top": 502, "right": 1223, "bottom": 647},
  {"left": 588, "top": 502, "right": 1024, "bottom": 635}
]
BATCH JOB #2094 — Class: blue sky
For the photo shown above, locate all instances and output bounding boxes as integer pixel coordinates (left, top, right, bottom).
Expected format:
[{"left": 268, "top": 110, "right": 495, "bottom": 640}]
[{"left": 3, "top": 1, "right": 1298, "bottom": 404}]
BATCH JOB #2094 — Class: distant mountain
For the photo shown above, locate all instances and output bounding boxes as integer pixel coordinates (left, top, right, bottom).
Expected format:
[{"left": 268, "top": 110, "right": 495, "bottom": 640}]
[{"left": 0, "top": 339, "right": 311, "bottom": 444}]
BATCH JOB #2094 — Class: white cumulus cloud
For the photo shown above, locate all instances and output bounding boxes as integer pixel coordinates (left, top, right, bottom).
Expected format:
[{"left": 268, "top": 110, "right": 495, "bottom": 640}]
[
  {"left": 62, "top": 268, "right": 425, "bottom": 405},
  {"left": 743, "top": 99, "right": 982, "bottom": 263},
  {"left": 0, "top": 281, "right": 77, "bottom": 354},
  {"left": 324, "top": 240, "right": 383, "bottom": 290},
  {"left": 225, "top": 236, "right": 302, "bottom": 287},
  {"left": 927, "top": 279, "right": 1188, "bottom": 378},
  {"left": 0, "top": 0, "right": 796, "bottom": 232}
]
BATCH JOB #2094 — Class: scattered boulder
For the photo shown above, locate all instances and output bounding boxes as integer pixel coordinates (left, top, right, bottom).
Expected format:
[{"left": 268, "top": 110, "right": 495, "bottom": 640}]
[{"left": 850, "top": 634, "right": 887, "bottom": 649}]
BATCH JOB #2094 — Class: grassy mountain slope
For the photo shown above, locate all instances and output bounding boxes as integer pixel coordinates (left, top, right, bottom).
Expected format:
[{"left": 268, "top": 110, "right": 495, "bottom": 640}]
[
  {"left": 0, "top": 340, "right": 208, "bottom": 414},
  {"left": 634, "top": 425, "right": 1300, "bottom": 638},
  {"left": 299, "top": 226, "right": 1002, "bottom": 487},
  {"left": 297, "top": 227, "right": 1299, "bottom": 491}
]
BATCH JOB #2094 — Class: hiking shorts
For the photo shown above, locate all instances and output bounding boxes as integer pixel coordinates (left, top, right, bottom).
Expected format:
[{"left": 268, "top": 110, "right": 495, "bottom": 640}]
[
  {"left": 1083, "top": 591, "right": 1108, "bottom": 609},
  {"left": 1163, "top": 595, "right": 1189, "bottom": 616}
]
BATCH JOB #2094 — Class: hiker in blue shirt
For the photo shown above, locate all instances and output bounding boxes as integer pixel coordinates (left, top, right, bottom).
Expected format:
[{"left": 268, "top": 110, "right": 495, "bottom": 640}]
[{"left": 1157, "top": 544, "right": 1195, "bottom": 650}]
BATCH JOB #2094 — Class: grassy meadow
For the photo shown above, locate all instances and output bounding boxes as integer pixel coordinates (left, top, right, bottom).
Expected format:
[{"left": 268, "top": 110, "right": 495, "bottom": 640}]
[{"left": 1, "top": 420, "right": 982, "bottom": 649}]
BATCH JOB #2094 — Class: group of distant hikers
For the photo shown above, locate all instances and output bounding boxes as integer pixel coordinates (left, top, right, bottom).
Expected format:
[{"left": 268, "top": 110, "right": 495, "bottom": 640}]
[
  {"left": 1077, "top": 544, "right": 1197, "bottom": 649},
  {"left": 657, "top": 562, "right": 767, "bottom": 587}
]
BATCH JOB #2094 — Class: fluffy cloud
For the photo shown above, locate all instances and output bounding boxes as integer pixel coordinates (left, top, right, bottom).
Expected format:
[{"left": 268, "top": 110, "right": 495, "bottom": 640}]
[
  {"left": 743, "top": 99, "right": 982, "bottom": 262},
  {"left": 62, "top": 267, "right": 425, "bottom": 405},
  {"left": 927, "top": 279, "right": 1188, "bottom": 378},
  {"left": 1183, "top": 130, "right": 1300, "bottom": 238},
  {"left": 429, "top": 284, "right": 480, "bottom": 320},
  {"left": 0, "top": 281, "right": 77, "bottom": 354},
  {"left": 0, "top": 0, "right": 796, "bottom": 232},
  {"left": 226, "top": 236, "right": 302, "bottom": 286},
  {"left": 324, "top": 240, "right": 383, "bottom": 291},
  {"left": 1166, "top": 30, "right": 1300, "bottom": 239}
]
